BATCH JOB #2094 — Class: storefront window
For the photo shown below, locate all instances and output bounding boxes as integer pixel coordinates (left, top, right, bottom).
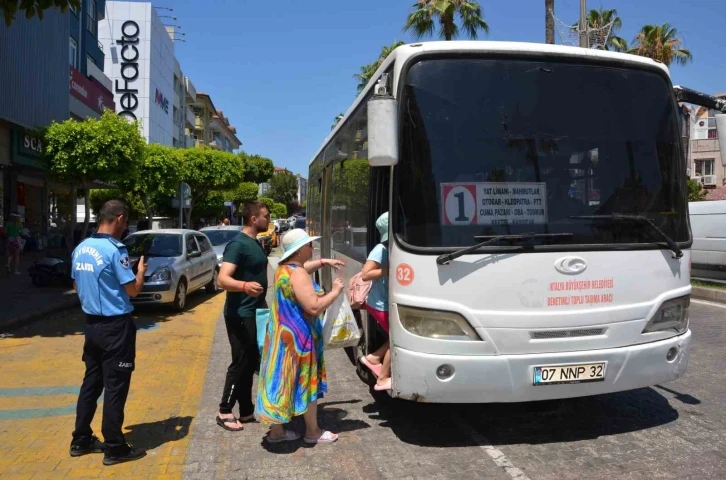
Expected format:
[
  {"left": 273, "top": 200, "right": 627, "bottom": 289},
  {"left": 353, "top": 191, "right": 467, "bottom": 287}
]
[{"left": 48, "top": 186, "right": 73, "bottom": 249}]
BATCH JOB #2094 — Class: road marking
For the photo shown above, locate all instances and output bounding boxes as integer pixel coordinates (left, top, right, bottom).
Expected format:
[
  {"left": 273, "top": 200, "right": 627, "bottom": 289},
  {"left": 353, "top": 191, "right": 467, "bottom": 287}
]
[
  {"left": 692, "top": 299, "right": 726, "bottom": 310},
  {"left": 455, "top": 414, "right": 531, "bottom": 480}
]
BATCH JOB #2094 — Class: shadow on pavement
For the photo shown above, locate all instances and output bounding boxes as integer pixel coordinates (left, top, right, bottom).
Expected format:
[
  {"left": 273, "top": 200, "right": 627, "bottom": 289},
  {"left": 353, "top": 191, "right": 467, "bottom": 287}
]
[
  {"left": 124, "top": 415, "right": 194, "bottom": 450},
  {"left": 3, "top": 290, "right": 221, "bottom": 339},
  {"left": 261, "top": 399, "right": 371, "bottom": 455},
  {"left": 365, "top": 387, "right": 679, "bottom": 448},
  {"left": 654, "top": 384, "right": 702, "bottom": 405}
]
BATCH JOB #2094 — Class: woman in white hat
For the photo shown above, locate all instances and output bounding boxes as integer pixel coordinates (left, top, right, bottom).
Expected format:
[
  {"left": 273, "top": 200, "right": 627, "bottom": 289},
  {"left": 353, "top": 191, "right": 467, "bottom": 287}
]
[{"left": 255, "top": 228, "right": 345, "bottom": 444}]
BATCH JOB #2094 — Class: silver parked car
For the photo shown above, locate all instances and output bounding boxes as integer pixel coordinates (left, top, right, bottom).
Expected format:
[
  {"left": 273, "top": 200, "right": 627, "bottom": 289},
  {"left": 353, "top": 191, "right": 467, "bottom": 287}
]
[
  {"left": 123, "top": 229, "right": 219, "bottom": 311},
  {"left": 199, "top": 225, "right": 243, "bottom": 267}
]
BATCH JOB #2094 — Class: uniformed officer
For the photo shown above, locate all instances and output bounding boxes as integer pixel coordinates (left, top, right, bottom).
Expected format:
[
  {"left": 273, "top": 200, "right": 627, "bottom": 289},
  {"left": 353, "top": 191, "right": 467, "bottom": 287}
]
[{"left": 69, "top": 200, "right": 148, "bottom": 466}]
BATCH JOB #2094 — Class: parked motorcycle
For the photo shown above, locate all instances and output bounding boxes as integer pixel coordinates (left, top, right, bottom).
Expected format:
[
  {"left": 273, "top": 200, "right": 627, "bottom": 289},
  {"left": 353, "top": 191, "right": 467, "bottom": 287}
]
[{"left": 28, "top": 256, "right": 72, "bottom": 287}]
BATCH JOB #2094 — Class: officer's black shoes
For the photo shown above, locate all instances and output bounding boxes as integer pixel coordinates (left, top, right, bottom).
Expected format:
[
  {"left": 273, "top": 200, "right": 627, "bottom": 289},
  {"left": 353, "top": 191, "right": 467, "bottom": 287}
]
[
  {"left": 103, "top": 445, "right": 147, "bottom": 466},
  {"left": 69, "top": 436, "right": 106, "bottom": 457}
]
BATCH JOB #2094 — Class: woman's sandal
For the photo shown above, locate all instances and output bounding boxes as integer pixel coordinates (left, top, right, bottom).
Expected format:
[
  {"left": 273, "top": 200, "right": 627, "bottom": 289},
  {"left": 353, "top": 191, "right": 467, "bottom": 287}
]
[
  {"left": 304, "top": 430, "right": 338, "bottom": 444},
  {"left": 266, "top": 430, "right": 301, "bottom": 443},
  {"left": 359, "top": 356, "right": 382, "bottom": 377},
  {"left": 216, "top": 415, "right": 244, "bottom": 432},
  {"left": 373, "top": 377, "right": 392, "bottom": 391}
]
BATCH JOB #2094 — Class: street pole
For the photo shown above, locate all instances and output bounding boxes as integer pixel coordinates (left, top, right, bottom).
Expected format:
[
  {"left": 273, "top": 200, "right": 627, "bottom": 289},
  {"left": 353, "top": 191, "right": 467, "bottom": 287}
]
[
  {"left": 178, "top": 182, "right": 183, "bottom": 228},
  {"left": 579, "top": 0, "right": 588, "bottom": 48}
]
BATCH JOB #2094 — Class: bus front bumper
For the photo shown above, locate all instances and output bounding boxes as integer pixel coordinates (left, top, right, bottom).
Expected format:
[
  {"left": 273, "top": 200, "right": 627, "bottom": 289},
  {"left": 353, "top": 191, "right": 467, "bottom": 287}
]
[{"left": 391, "top": 330, "right": 691, "bottom": 403}]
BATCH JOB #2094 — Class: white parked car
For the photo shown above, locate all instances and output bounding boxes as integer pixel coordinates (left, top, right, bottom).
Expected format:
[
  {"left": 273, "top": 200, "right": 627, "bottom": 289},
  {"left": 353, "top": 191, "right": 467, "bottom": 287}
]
[{"left": 123, "top": 229, "right": 219, "bottom": 311}]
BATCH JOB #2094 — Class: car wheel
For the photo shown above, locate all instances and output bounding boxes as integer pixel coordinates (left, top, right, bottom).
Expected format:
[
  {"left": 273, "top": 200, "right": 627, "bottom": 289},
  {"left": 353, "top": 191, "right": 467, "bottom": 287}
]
[
  {"left": 173, "top": 279, "right": 187, "bottom": 312},
  {"left": 206, "top": 269, "right": 219, "bottom": 294}
]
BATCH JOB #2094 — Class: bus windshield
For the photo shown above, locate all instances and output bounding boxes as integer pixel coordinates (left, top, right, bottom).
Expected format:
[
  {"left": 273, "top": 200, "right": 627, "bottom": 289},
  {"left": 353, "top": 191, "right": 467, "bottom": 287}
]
[{"left": 395, "top": 57, "right": 689, "bottom": 250}]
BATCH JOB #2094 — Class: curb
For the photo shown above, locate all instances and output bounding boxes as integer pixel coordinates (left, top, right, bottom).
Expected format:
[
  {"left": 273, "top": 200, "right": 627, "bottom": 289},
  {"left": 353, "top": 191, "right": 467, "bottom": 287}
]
[
  {"left": 0, "top": 297, "right": 80, "bottom": 333},
  {"left": 692, "top": 286, "right": 726, "bottom": 304}
]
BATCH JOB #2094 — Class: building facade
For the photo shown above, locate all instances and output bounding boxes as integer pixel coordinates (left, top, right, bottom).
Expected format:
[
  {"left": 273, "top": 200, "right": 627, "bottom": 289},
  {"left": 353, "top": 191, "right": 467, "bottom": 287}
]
[
  {"left": 0, "top": 8, "right": 77, "bottom": 247},
  {"left": 98, "top": 1, "right": 176, "bottom": 145},
  {"left": 189, "top": 93, "right": 241, "bottom": 152},
  {"left": 690, "top": 93, "right": 726, "bottom": 189},
  {"left": 296, "top": 174, "right": 307, "bottom": 204}
]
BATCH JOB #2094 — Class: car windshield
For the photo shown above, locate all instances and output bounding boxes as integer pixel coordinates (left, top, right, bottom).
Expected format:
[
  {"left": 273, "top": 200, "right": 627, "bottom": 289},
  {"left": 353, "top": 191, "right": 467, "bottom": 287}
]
[
  {"left": 202, "top": 230, "right": 240, "bottom": 246},
  {"left": 123, "top": 233, "right": 182, "bottom": 257},
  {"left": 395, "top": 57, "right": 689, "bottom": 249}
]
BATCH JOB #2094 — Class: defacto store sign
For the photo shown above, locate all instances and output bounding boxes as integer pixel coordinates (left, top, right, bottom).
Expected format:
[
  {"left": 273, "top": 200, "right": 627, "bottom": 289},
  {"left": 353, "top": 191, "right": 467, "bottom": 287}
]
[
  {"left": 116, "top": 20, "right": 140, "bottom": 120},
  {"left": 70, "top": 67, "right": 115, "bottom": 114},
  {"left": 441, "top": 182, "right": 548, "bottom": 226}
]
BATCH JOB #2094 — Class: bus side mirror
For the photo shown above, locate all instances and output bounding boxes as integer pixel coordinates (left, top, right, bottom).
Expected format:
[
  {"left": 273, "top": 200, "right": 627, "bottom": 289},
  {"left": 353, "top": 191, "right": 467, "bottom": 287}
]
[
  {"left": 716, "top": 114, "right": 726, "bottom": 167},
  {"left": 367, "top": 95, "right": 398, "bottom": 167}
]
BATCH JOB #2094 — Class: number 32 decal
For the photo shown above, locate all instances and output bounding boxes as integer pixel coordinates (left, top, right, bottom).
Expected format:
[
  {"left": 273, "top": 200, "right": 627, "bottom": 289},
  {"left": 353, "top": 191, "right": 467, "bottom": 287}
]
[{"left": 396, "top": 264, "right": 414, "bottom": 286}]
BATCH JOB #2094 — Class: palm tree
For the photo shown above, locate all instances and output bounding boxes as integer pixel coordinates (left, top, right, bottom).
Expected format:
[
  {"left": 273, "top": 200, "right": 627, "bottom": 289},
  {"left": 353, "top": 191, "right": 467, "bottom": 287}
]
[
  {"left": 354, "top": 41, "right": 405, "bottom": 93},
  {"left": 404, "top": 0, "right": 489, "bottom": 41},
  {"left": 628, "top": 23, "right": 692, "bottom": 66},
  {"left": 586, "top": 8, "right": 627, "bottom": 51},
  {"left": 545, "top": 0, "right": 555, "bottom": 44}
]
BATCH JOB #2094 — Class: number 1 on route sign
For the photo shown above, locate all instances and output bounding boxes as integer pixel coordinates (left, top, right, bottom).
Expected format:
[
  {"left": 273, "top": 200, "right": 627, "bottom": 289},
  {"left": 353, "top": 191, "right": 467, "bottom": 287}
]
[{"left": 441, "top": 184, "right": 477, "bottom": 225}]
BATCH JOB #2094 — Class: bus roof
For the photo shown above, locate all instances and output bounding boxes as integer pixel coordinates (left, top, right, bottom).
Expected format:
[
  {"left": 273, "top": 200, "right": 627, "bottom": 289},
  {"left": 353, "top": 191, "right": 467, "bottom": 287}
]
[{"left": 310, "top": 41, "right": 670, "bottom": 166}]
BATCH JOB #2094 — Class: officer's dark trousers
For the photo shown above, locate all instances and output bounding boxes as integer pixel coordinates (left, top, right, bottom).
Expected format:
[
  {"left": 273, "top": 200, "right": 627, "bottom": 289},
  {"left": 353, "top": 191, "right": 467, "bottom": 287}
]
[
  {"left": 219, "top": 316, "right": 259, "bottom": 417},
  {"left": 72, "top": 315, "right": 136, "bottom": 455}
]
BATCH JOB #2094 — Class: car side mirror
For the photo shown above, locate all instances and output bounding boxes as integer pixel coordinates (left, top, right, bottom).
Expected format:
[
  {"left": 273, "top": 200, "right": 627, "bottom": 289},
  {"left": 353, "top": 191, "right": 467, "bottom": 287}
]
[{"left": 188, "top": 250, "right": 201, "bottom": 259}]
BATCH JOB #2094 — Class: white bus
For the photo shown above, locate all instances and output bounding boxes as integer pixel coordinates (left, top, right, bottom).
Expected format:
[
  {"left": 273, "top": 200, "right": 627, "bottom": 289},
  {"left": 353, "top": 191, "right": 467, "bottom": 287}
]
[
  {"left": 307, "top": 42, "right": 723, "bottom": 403},
  {"left": 689, "top": 200, "right": 726, "bottom": 280}
]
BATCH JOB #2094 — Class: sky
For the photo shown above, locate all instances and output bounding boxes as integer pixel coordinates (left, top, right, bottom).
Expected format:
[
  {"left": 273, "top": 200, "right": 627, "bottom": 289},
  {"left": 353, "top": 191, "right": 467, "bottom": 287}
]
[{"left": 160, "top": 0, "right": 726, "bottom": 177}]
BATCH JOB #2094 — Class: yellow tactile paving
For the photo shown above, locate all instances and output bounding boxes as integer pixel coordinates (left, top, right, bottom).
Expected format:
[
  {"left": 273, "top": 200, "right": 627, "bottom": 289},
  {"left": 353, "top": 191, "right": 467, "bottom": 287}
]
[{"left": 0, "top": 291, "right": 223, "bottom": 479}]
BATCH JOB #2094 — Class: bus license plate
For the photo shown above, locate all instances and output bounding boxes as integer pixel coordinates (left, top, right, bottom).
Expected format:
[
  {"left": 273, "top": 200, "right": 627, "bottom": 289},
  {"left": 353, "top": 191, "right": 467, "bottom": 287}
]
[{"left": 533, "top": 363, "right": 606, "bottom": 385}]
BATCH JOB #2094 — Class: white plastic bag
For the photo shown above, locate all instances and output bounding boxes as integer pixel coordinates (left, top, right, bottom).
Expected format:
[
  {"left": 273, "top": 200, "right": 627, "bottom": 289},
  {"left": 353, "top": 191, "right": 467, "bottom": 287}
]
[{"left": 323, "top": 295, "right": 361, "bottom": 349}]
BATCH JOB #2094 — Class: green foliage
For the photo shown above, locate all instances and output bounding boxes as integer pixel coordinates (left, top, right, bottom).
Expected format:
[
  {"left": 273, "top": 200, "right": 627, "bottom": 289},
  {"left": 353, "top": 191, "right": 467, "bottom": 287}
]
[
  {"left": 270, "top": 202, "right": 287, "bottom": 219},
  {"left": 227, "top": 182, "right": 259, "bottom": 207},
  {"left": 258, "top": 196, "right": 275, "bottom": 210},
  {"left": 269, "top": 171, "right": 298, "bottom": 206},
  {"left": 354, "top": 41, "right": 404, "bottom": 93},
  {"left": 241, "top": 154, "right": 274, "bottom": 184},
  {"left": 45, "top": 110, "right": 144, "bottom": 187},
  {"left": 584, "top": 8, "right": 628, "bottom": 51},
  {"left": 687, "top": 178, "right": 707, "bottom": 202},
  {"left": 179, "top": 147, "right": 245, "bottom": 215},
  {"left": 629, "top": 23, "right": 692, "bottom": 66},
  {"left": 191, "top": 190, "right": 227, "bottom": 221},
  {"left": 404, "top": 0, "right": 489, "bottom": 41},
  {"left": 1, "top": 0, "right": 79, "bottom": 26},
  {"left": 89, "top": 189, "right": 146, "bottom": 220},
  {"left": 333, "top": 159, "right": 370, "bottom": 227}
]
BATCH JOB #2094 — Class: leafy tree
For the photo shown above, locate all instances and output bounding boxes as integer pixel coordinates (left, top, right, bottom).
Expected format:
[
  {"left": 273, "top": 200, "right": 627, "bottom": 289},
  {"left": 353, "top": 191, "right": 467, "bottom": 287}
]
[
  {"left": 116, "top": 143, "right": 182, "bottom": 222},
  {"left": 258, "top": 196, "right": 275, "bottom": 210},
  {"left": 332, "top": 113, "right": 344, "bottom": 130},
  {"left": 354, "top": 41, "right": 404, "bottom": 93},
  {"left": 270, "top": 202, "right": 287, "bottom": 219},
  {"left": 687, "top": 178, "right": 707, "bottom": 202},
  {"left": 241, "top": 153, "right": 274, "bottom": 184},
  {"left": 227, "top": 182, "right": 259, "bottom": 208},
  {"left": 89, "top": 189, "right": 145, "bottom": 221},
  {"left": 582, "top": 8, "right": 627, "bottom": 51},
  {"left": 269, "top": 171, "right": 298, "bottom": 208},
  {"left": 1, "top": 0, "right": 79, "bottom": 26},
  {"left": 179, "top": 147, "right": 245, "bottom": 226},
  {"left": 628, "top": 23, "right": 692, "bottom": 66},
  {"left": 404, "top": 0, "right": 489, "bottom": 41},
  {"left": 45, "top": 111, "right": 144, "bottom": 238}
]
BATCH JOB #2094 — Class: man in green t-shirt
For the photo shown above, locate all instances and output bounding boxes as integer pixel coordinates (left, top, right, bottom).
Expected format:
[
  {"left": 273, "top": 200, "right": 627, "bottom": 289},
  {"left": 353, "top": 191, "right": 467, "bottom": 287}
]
[{"left": 216, "top": 201, "right": 270, "bottom": 431}]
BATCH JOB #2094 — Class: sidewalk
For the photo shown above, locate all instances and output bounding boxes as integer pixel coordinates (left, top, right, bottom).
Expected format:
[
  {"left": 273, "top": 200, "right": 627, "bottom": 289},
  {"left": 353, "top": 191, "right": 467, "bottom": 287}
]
[{"left": 0, "top": 250, "right": 79, "bottom": 333}]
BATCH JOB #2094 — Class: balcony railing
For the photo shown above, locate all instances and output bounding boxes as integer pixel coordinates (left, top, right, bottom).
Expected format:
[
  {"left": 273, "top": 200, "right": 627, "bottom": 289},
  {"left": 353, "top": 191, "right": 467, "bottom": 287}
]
[{"left": 186, "top": 107, "right": 195, "bottom": 127}]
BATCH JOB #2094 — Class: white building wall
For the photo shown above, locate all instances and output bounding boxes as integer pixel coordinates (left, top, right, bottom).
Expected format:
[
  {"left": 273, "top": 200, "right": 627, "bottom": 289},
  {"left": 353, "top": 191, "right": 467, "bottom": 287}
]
[{"left": 98, "top": 1, "right": 175, "bottom": 146}]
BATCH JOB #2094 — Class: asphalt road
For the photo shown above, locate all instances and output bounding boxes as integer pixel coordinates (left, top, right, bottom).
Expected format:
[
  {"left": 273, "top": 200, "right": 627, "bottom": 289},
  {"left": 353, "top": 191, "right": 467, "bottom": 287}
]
[{"left": 183, "top": 298, "right": 726, "bottom": 480}]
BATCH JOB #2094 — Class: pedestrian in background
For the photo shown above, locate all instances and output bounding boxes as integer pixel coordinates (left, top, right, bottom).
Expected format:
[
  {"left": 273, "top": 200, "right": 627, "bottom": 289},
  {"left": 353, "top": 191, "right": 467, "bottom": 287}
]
[
  {"left": 70, "top": 200, "right": 148, "bottom": 466},
  {"left": 215, "top": 201, "right": 270, "bottom": 431},
  {"left": 5, "top": 213, "right": 24, "bottom": 275},
  {"left": 255, "top": 228, "right": 345, "bottom": 444}
]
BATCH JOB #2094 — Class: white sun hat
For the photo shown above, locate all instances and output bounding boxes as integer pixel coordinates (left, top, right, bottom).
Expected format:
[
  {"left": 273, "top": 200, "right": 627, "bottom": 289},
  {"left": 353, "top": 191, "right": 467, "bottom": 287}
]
[{"left": 279, "top": 228, "right": 321, "bottom": 263}]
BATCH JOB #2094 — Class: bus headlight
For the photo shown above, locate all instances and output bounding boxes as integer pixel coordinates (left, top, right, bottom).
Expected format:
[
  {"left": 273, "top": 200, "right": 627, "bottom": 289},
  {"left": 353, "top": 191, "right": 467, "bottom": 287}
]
[
  {"left": 398, "top": 306, "right": 481, "bottom": 341},
  {"left": 642, "top": 295, "right": 690, "bottom": 334}
]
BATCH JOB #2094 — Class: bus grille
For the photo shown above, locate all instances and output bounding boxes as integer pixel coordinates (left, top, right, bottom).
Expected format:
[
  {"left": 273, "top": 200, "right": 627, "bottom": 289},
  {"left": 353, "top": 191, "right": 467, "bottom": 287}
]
[{"left": 530, "top": 328, "right": 606, "bottom": 339}]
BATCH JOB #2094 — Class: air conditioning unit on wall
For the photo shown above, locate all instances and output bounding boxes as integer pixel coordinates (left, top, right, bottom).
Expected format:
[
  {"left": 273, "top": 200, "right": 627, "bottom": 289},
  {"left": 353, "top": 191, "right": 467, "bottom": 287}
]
[{"left": 701, "top": 175, "right": 717, "bottom": 187}]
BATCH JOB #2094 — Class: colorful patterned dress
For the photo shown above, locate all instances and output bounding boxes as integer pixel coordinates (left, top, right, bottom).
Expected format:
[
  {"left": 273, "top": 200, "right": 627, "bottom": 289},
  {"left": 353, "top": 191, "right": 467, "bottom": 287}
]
[{"left": 255, "top": 264, "right": 327, "bottom": 424}]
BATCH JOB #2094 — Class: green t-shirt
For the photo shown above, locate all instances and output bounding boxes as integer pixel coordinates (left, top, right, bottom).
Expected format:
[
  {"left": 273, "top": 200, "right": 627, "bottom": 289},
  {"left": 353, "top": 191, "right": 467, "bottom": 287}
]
[
  {"left": 6, "top": 223, "right": 21, "bottom": 238},
  {"left": 222, "top": 233, "right": 268, "bottom": 318}
]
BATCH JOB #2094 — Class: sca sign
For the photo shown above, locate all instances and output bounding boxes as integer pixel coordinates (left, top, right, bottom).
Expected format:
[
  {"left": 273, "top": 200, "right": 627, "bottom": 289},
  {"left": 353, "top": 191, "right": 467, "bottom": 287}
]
[
  {"left": 154, "top": 88, "right": 169, "bottom": 114},
  {"left": 116, "top": 20, "right": 140, "bottom": 120}
]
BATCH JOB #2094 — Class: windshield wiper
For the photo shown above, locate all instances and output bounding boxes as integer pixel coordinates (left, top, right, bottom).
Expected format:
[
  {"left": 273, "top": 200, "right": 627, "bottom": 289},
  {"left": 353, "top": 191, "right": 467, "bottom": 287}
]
[
  {"left": 570, "top": 214, "right": 683, "bottom": 259},
  {"left": 436, "top": 233, "right": 574, "bottom": 265}
]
